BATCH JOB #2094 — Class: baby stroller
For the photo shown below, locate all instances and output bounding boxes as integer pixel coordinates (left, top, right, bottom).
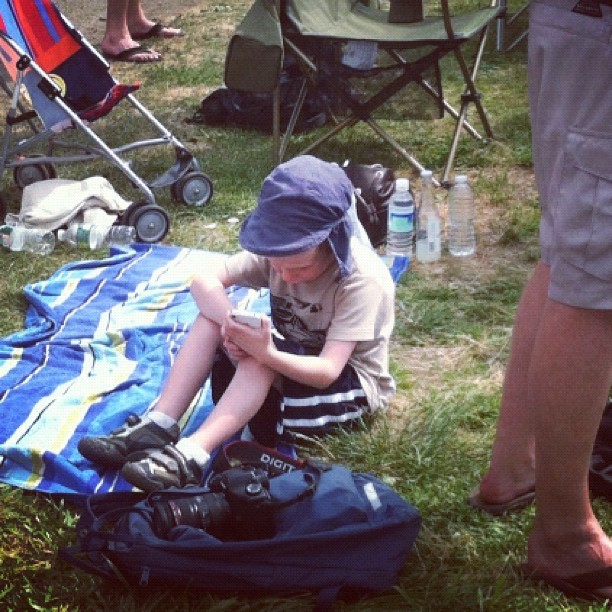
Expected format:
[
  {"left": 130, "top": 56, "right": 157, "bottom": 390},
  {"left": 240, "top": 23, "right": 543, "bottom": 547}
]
[{"left": 0, "top": 0, "right": 213, "bottom": 242}]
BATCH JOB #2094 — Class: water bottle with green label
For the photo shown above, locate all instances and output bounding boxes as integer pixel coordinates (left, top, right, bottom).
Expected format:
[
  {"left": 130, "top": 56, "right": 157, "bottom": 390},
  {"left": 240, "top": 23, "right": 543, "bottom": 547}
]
[{"left": 57, "top": 224, "right": 136, "bottom": 249}]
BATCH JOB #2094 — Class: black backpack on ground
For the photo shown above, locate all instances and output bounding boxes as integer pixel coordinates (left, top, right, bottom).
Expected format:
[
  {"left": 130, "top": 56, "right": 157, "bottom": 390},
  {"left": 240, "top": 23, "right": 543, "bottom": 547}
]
[
  {"left": 342, "top": 162, "right": 397, "bottom": 248},
  {"left": 188, "top": 57, "right": 328, "bottom": 134}
]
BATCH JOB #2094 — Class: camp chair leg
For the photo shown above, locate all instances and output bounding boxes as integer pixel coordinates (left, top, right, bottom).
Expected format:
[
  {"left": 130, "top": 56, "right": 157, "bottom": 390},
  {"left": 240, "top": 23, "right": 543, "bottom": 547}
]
[
  {"left": 418, "top": 78, "right": 482, "bottom": 141},
  {"left": 496, "top": 0, "right": 529, "bottom": 51},
  {"left": 453, "top": 26, "right": 495, "bottom": 140},
  {"left": 441, "top": 24, "right": 495, "bottom": 185},
  {"left": 279, "top": 80, "right": 310, "bottom": 163},
  {"left": 386, "top": 48, "right": 485, "bottom": 163},
  {"left": 297, "top": 115, "right": 359, "bottom": 157},
  {"left": 386, "top": 49, "right": 483, "bottom": 141},
  {"left": 443, "top": 102, "right": 471, "bottom": 186}
]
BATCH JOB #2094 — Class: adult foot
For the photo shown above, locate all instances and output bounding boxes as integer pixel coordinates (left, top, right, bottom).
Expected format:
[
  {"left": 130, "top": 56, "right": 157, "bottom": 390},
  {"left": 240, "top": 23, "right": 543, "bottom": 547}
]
[
  {"left": 468, "top": 469, "right": 536, "bottom": 515},
  {"left": 522, "top": 564, "right": 612, "bottom": 603},
  {"left": 467, "top": 484, "right": 535, "bottom": 516},
  {"left": 526, "top": 525, "right": 612, "bottom": 602},
  {"left": 132, "top": 22, "right": 184, "bottom": 40},
  {"left": 102, "top": 45, "right": 162, "bottom": 63}
]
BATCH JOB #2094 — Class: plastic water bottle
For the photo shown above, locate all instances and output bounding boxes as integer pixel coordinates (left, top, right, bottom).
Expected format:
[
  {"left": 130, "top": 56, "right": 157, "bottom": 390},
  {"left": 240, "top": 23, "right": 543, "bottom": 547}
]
[
  {"left": 93, "top": 225, "right": 136, "bottom": 247},
  {"left": 386, "top": 178, "right": 415, "bottom": 257},
  {"left": 447, "top": 175, "right": 476, "bottom": 257},
  {"left": 0, "top": 224, "right": 55, "bottom": 254},
  {"left": 57, "top": 224, "right": 136, "bottom": 249},
  {"left": 415, "top": 170, "right": 441, "bottom": 263}
]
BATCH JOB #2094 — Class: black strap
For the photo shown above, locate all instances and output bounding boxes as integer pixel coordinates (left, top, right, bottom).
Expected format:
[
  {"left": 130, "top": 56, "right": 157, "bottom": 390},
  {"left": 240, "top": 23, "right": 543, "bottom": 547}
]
[
  {"left": 57, "top": 545, "right": 127, "bottom": 584},
  {"left": 214, "top": 439, "right": 305, "bottom": 475}
]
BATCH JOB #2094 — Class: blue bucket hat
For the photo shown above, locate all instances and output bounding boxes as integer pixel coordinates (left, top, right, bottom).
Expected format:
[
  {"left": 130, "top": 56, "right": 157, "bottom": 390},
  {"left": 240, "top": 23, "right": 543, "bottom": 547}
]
[{"left": 239, "top": 155, "right": 354, "bottom": 277}]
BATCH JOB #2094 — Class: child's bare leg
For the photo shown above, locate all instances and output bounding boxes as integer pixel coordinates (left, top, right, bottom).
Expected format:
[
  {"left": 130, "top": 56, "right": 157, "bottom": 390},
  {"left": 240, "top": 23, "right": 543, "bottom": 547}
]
[
  {"left": 152, "top": 273, "right": 234, "bottom": 421},
  {"left": 152, "top": 313, "right": 223, "bottom": 422},
  {"left": 120, "top": 356, "right": 276, "bottom": 492},
  {"left": 186, "top": 356, "right": 277, "bottom": 453}
]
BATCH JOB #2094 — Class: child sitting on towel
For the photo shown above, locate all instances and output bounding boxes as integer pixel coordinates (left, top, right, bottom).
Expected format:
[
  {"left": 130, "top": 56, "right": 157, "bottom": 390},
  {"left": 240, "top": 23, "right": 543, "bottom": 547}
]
[{"left": 78, "top": 155, "right": 396, "bottom": 492}]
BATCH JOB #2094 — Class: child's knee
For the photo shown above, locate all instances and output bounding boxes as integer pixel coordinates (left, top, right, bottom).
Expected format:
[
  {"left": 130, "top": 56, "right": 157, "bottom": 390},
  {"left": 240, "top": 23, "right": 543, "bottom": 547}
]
[{"left": 235, "top": 356, "right": 275, "bottom": 381}]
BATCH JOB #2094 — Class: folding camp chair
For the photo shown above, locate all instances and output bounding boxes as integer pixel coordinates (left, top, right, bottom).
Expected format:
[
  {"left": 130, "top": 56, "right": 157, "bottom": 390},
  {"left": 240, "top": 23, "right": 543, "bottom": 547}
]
[
  {"left": 0, "top": 0, "right": 213, "bottom": 241},
  {"left": 226, "top": 0, "right": 503, "bottom": 186}
]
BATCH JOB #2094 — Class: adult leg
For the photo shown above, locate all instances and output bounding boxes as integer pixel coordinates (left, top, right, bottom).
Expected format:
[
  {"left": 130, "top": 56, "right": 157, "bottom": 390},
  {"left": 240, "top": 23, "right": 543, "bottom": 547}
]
[
  {"left": 471, "top": 262, "right": 548, "bottom": 505},
  {"left": 101, "top": 0, "right": 161, "bottom": 62},
  {"left": 527, "top": 301, "right": 612, "bottom": 583}
]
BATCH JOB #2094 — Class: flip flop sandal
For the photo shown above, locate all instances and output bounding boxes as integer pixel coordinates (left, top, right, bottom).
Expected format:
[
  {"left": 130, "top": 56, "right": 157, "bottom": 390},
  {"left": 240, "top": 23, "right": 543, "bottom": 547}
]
[
  {"left": 102, "top": 45, "right": 162, "bottom": 63},
  {"left": 132, "top": 22, "right": 184, "bottom": 40},
  {"left": 521, "top": 563, "right": 612, "bottom": 603},
  {"left": 467, "top": 485, "right": 535, "bottom": 516}
]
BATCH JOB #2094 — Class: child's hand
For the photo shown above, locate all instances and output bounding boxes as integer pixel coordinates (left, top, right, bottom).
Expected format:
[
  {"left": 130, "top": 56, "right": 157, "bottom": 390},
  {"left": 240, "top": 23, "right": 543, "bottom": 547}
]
[
  {"left": 223, "top": 311, "right": 272, "bottom": 362},
  {"left": 222, "top": 338, "right": 249, "bottom": 362}
]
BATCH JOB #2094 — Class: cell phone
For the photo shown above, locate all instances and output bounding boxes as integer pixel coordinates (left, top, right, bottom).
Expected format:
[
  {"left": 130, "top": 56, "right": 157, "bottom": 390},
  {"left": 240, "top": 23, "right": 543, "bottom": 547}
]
[{"left": 230, "top": 309, "right": 263, "bottom": 329}]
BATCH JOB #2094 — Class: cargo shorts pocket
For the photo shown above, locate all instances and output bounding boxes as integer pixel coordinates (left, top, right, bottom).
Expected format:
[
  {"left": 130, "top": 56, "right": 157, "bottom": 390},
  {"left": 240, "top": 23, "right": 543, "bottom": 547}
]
[{"left": 555, "top": 129, "right": 612, "bottom": 281}]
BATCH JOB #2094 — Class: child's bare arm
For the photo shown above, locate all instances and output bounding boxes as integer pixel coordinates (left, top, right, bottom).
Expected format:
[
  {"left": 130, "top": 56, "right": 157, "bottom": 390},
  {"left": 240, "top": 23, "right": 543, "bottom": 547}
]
[
  {"left": 189, "top": 258, "right": 245, "bottom": 326},
  {"left": 266, "top": 338, "right": 356, "bottom": 389},
  {"left": 226, "top": 314, "right": 356, "bottom": 389}
]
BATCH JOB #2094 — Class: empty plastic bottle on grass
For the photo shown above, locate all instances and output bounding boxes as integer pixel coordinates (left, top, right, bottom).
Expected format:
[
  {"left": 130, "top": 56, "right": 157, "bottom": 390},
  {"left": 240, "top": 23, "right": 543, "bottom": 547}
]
[
  {"left": 386, "top": 178, "right": 415, "bottom": 258},
  {"left": 0, "top": 224, "right": 55, "bottom": 254},
  {"left": 57, "top": 224, "right": 136, "bottom": 249},
  {"left": 447, "top": 174, "right": 476, "bottom": 257},
  {"left": 415, "top": 170, "right": 441, "bottom": 263}
]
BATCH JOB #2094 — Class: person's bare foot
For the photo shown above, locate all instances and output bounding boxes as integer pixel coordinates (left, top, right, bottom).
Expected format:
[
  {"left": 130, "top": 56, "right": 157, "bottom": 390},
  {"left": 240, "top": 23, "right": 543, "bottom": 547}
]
[
  {"left": 130, "top": 22, "right": 184, "bottom": 40},
  {"left": 470, "top": 465, "right": 536, "bottom": 511}
]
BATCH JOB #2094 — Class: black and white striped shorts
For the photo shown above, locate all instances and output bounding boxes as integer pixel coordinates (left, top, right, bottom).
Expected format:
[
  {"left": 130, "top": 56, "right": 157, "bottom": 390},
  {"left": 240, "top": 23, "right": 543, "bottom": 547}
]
[{"left": 211, "top": 338, "right": 369, "bottom": 445}]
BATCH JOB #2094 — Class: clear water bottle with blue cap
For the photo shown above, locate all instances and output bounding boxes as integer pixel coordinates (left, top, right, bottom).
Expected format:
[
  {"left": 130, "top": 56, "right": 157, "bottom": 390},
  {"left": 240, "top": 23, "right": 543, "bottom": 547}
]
[{"left": 386, "top": 178, "right": 414, "bottom": 257}]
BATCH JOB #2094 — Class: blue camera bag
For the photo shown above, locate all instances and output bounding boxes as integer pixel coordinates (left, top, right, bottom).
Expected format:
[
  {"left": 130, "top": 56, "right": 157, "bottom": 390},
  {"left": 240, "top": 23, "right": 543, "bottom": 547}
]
[{"left": 60, "top": 460, "right": 421, "bottom": 608}]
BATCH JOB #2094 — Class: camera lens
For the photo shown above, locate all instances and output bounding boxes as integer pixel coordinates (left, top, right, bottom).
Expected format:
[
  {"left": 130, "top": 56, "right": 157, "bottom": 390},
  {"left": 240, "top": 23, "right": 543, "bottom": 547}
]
[{"left": 152, "top": 493, "right": 232, "bottom": 539}]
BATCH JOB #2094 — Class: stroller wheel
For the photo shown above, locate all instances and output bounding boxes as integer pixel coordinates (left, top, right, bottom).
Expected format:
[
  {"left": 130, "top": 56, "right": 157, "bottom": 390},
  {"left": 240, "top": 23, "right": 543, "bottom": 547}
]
[
  {"left": 172, "top": 171, "right": 213, "bottom": 207},
  {"left": 122, "top": 200, "right": 150, "bottom": 227},
  {"left": 13, "top": 161, "right": 56, "bottom": 189},
  {"left": 132, "top": 204, "right": 170, "bottom": 243}
]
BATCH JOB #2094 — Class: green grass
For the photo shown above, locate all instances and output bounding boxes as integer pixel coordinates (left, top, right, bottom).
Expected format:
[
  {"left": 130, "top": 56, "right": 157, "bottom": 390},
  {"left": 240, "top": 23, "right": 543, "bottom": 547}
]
[{"left": 1, "top": 1, "right": 609, "bottom": 610}]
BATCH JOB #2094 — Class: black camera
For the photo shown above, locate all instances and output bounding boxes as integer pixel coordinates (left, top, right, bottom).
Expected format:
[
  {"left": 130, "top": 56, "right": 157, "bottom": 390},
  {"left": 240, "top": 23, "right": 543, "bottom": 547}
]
[{"left": 151, "top": 466, "right": 275, "bottom": 541}]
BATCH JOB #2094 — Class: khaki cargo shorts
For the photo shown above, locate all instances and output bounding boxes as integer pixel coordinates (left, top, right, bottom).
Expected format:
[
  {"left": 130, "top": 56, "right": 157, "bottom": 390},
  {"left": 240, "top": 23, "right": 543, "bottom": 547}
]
[{"left": 529, "top": 0, "right": 612, "bottom": 309}]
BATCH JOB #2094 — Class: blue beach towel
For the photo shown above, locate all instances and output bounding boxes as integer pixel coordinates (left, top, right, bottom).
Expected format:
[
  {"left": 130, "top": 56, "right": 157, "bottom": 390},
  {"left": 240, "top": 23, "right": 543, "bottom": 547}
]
[{"left": 0, "top": 244, "right": 270, "bottom": 497}]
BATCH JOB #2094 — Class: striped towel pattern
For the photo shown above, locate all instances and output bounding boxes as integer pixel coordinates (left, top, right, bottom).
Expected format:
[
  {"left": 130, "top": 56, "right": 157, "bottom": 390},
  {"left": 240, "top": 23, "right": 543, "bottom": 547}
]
[{"left": 0, "top": 244, "right": 270, "bottom": 497}]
